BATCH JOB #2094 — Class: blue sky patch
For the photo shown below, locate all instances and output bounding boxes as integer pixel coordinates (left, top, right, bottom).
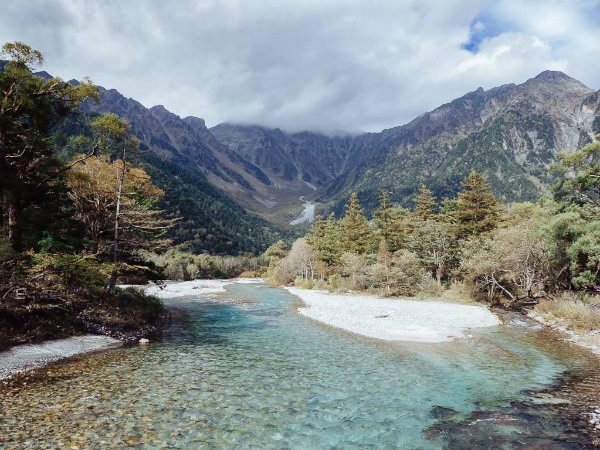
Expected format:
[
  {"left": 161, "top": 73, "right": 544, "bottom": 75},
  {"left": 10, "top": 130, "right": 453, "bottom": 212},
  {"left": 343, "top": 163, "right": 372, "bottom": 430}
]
[{"left": 462, "top": 13, "right": 512, "bottom": 53}]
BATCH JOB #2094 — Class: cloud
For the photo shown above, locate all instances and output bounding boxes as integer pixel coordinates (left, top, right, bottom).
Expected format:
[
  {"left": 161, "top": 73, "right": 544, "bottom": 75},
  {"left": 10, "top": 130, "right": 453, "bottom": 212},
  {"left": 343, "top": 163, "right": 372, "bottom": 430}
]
[{"left": 0, "top": 0, "right": 597, "bottom": 134}]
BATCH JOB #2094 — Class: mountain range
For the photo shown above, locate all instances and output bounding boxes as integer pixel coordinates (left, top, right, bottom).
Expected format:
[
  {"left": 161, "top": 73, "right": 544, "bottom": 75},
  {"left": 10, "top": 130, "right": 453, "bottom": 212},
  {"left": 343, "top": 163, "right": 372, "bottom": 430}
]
[{"left": 80, "top": 70, "right": 599, "bottom": 251}]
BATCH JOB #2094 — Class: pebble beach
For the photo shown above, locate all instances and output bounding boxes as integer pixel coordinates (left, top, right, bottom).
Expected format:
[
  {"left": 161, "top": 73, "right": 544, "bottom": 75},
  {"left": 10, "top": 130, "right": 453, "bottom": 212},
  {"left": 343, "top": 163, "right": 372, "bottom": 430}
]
[{"left": 286, "top": 287, "right": 501, "bottom": 343}]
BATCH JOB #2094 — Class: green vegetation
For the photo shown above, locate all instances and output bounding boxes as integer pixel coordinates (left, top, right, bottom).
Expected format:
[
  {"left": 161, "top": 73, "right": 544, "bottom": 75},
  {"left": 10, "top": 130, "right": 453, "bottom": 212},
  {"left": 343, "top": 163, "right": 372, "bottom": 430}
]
[
  {"left": 1, "top": 40, "right": 598, "bottom": 350},
  {"left": 269, "top": 141, "right": 600, "bottom": 338},
  {"left": 321, "top": 105, "right": 560, "bottom": 218},
  {"left": 0, "top": 41, "right": 295, "bottom": 349},
  {"left": 138, "top": 151, "right": 293, "bottom": 256},
  {"left": 0, "top": 43, "right": 167, "bottom": 348}
]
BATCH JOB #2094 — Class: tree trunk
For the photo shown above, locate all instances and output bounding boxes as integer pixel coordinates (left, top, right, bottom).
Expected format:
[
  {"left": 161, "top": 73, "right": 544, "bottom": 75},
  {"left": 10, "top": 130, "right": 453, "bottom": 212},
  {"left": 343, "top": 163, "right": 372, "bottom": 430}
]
[
  {"left": 0, "top": 184, "right": 4, "bottom": 231},
  {"left": 105, "top": 156, "right": 126, "bottom": 293},
  {"left": 8, "top": 197, "right": 22, "bottom": 251}
]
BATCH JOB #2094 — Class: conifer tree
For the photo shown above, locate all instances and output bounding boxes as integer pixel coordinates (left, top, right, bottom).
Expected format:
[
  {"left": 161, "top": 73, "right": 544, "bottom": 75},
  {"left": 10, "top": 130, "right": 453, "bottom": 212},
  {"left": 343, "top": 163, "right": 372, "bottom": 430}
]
[
  {"left": 549, "top": 137, "right": 600, "bottom": 288},
  {"left": 0, "top": 42, "right": 98, "bottom": 251},
  {"left": 307, "top": 213, "right": 341, "bottom": 266},
  {"left": 339, "top": 192, "right": 374, "bottom": 254},
  {"left": 373, "top": 189, "right": 407, "bottom": 252},
  {"left": 413, "top": 184, "right": 436, "bottom": 220},
  {"left": 449, "top": 172, "right": 501, "bottom": 238}
]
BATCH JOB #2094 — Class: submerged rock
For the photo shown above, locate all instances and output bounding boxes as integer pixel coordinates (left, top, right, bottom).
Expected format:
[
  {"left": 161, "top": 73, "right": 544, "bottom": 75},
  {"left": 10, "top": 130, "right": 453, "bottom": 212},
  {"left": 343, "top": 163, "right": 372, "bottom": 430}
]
[{"left": 430, "top": 405, "right": 461, "bottom": 420}]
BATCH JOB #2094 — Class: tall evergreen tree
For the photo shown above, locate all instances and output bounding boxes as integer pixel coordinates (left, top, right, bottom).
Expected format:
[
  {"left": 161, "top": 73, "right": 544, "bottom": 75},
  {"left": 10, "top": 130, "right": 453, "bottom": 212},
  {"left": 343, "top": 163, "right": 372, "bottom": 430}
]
[
  {"left": 553, "top": 137, "right": 600, "bottom": 217},
  {"left": 413, "top": 184, "right": 436, "bottom": 220},
  {"left": 307, "top": 213, "right": 341, "bottom": 266},
  {"left": 373, "top": 189, "right": 407, "bottom": 252},
  {"left": 0, "top": 42, "right": 97, "bottom": 251},
  {"left": 449, "top": 172, "right": 501, "bottom": 239},
  {"left": 549, "top": 137, "right": 600, "bottom": 288},
  {"left": 339, "top": 192, "right": 374, "bottom": 254}
]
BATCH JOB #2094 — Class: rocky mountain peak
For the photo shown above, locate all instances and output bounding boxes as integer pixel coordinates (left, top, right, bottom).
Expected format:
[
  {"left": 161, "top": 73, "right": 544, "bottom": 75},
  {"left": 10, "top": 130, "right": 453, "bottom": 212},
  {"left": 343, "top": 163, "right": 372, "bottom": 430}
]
[
  {"left": 533, "top": 70, "right": 576, "bottom": 83},
  {"left": 183, "top": 116, "right": 206, "bottom": 130},
  {"left": 149, "top": 104, "right": 178, "bottom": 119},
  {"left": 525, "top": 70, "right": 591, "bottom": 93}
]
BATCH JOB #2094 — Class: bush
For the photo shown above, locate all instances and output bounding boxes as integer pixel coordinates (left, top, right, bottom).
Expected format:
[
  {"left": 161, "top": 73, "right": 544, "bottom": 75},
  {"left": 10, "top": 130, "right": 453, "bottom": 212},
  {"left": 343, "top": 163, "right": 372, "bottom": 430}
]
[
  {"left": 294, "top": 276, "right": 314, "bottom": 289},
  {"left": 440, "top": 280, "right": 477, "bottom": 304},
  {"left": 535, "top": 292, "right": 600, "bottom": 333},
  {"left": 26, "top": 252, "right": 110, "bottom": 289},
  {"left": 416, "top": 276, "right": 446, "bottom": 298}
]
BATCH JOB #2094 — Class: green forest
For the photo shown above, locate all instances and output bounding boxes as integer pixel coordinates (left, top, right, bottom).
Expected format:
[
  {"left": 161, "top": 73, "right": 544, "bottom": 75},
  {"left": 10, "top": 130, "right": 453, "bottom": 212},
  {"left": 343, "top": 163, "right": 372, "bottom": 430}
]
[
  {"left": 268, "top": 158, "right": 600, "bottom": 334},
  {"left": 0, "top": 42, "right": 290, "bottom": 349},
  {"left": 0, "top": 43, "right": 170, "bottom": 348}
]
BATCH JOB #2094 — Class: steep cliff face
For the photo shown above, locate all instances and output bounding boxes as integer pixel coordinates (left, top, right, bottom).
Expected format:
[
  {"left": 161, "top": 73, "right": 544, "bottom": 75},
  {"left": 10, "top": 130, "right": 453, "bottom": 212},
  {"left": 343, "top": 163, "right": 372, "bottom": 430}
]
[
  {"left": 83, "top": 89, "right": 296, "bottom": 219},
  {"left": 210, "top": 124, "right": 365, "bottom": 187}
]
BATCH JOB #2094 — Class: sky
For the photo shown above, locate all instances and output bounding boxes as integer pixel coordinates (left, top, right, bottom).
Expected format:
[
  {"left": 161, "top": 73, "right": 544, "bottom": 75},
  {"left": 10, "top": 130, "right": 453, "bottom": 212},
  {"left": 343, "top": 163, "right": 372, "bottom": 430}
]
[{"left": 2, "top": 0, "right": 599, "bottom": 134}]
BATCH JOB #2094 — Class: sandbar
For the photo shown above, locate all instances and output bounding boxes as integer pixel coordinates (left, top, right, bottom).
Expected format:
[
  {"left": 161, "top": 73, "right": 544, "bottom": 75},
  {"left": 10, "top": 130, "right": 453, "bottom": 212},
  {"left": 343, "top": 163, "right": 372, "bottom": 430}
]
[{"left": 286, "top": 287, "right": 501, "bottom": 343}]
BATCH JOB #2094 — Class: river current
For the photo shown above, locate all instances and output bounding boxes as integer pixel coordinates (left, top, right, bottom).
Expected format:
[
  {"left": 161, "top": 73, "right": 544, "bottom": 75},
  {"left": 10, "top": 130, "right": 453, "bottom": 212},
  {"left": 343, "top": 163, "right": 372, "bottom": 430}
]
[{"left": 1, "top": 282, "right": 598, "bottom": 449}]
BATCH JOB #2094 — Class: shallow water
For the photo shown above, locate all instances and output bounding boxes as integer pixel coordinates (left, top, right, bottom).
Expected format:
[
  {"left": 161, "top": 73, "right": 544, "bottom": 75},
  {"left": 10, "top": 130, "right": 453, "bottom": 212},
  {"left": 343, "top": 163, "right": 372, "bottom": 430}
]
[{"left": 0, "top": 283, "right": 598, "bottom": 449}]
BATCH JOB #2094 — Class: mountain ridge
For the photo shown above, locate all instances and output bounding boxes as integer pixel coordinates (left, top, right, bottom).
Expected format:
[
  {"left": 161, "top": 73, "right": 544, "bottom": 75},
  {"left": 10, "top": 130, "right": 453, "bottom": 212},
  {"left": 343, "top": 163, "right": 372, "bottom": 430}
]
[{"left": 83, "top": 69, "right": 600, "bottom": 225}]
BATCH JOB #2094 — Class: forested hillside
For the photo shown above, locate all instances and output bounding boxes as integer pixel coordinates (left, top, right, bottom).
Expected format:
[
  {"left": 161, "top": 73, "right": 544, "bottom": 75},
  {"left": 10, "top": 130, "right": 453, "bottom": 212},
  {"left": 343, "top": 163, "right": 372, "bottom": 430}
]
[
  {"left": 211, "top": 72, "right": 600, "bottom": 218},
  {"left": 72, "top": 63, "right": 600, "bottom": 229}
]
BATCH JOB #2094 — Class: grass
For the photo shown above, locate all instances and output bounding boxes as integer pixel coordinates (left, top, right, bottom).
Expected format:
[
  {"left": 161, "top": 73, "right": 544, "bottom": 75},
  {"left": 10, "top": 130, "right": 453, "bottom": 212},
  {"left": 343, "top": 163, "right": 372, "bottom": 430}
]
[
  {"left": 534, "top": 292, "right": 600, "bottom": 334},
  {"left": 439, "top": 281, "right": 479, "bottom": 305}
]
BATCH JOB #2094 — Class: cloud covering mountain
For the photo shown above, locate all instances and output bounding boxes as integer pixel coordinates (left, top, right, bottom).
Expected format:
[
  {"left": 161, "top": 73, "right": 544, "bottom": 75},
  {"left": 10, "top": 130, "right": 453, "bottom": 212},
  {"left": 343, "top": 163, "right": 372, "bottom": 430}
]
[{"left": 1, "top": 0, "right": 598, "bottom": 133}]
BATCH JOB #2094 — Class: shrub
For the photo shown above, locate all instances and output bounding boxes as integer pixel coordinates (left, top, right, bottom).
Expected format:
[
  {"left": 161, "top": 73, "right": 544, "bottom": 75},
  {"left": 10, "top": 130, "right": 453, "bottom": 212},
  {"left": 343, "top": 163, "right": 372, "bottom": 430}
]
[
  {"left": 535, "top": 293, "right": 600, "bottom": 333},
  {"left": 294, "top": 276, "right": 314, "bottom": 289}
]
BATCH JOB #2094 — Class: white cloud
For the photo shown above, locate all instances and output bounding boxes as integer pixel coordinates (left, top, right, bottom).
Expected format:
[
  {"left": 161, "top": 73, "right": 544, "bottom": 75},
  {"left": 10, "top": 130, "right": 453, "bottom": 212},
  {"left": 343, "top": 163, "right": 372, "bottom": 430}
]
[{"left": 0, "top": 0, "right": 597, "bottom": 133}]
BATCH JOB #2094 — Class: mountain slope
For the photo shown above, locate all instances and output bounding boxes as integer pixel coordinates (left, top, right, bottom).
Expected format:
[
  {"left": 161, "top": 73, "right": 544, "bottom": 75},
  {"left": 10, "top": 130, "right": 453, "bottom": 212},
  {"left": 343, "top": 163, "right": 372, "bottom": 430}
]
[
  {"left": 80, "top": 89, "right": 293, "bottom": 254},
  {"left": 83, "top": 70, "right": 600, "bottom": 233},
  {"left": 317, "top": 71, "right": 600, "bottom": 214}
]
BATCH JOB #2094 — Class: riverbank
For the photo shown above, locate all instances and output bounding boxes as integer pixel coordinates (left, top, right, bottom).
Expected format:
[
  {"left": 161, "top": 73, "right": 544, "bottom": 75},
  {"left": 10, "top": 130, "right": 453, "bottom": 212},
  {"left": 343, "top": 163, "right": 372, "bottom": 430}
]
[
  {"left": 285, "top": 287, "right": 501, "bottom": 343},
  {"left": 0, "top": 335, "right": 122, "bottom": 380},
  {"left": 125, "top": 278, "right": 263, "bottom": 298},
  {"left": 529, "top": 310, "right": 600, "bottom": 357},
  {"left": 0, "top": 279, "right": 261, "bottom": 379}
]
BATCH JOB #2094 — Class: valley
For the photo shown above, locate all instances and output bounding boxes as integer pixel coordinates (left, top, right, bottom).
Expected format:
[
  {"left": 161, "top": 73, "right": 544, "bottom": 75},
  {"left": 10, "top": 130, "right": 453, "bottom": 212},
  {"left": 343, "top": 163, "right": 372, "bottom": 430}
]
[{"left": 85, "top": 70, "right": 600, "bottom": 228}]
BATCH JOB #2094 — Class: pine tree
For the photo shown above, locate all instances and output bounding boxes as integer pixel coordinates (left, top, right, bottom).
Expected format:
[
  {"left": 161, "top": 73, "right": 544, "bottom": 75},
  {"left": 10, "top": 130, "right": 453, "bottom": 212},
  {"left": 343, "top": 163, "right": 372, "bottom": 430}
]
[
  {"left": 373, "top": 189, "right": 407, "bottom": 252},
  {"left": 413, "top": 184, "right": 436, "bottom": 220},
  {"left": 450, "top": 172, "right": 501, "bottom": 238},
  {"left": 0, "top": 42, "right": 98, "bottom": 251},
  {"left": 339, "top": 192, "right": 374, "bottom": 254},
  {"left": 307, "top": 213, "right": 341, "bottom": 266}
]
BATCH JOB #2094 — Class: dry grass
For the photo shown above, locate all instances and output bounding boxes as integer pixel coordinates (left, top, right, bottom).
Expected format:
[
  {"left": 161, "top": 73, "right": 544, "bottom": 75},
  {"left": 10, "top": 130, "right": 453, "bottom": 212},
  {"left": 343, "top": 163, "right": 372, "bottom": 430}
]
[
  {"left": 439, "top": 281, "right": 479, "bottom": 304},
  {"left": 535, "top": 293, "right": 600, "bottom": 334},
  {"left": 238, "top": 270, "right": 261, "bottom": 278}
]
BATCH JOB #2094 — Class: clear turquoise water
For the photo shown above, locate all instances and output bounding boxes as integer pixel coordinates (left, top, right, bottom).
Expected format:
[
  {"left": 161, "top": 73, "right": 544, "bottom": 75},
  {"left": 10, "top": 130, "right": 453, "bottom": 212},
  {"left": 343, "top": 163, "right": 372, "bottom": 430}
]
[{"left": 0, "top": 283, "right": 594, "bottom": 449}]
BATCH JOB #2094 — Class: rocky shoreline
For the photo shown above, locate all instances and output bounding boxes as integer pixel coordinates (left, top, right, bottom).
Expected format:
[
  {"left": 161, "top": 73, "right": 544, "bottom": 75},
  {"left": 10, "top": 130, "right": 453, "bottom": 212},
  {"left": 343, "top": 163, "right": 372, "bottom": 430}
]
[
  {"left": 0, "top": 335, "right": 122, "bottom": 380},
  {"left": 0, "top": 307, "right": 169, "bottom": 380}
]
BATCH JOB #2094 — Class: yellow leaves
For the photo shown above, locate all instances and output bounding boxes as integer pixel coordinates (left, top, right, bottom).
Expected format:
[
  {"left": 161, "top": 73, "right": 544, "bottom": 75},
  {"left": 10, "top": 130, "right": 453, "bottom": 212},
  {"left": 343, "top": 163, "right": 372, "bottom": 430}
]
[
  {"left": 66, "top": 155, "right": 163, "bottom": 202},
  {"left": 91, "top": 114, "right": 131, "bottom": 140},
  {"left": 65, "top": 154, "right": 170, "bottom": 253},
  {"left": 128, "top": 167, "right": 164, "bottom": 198}
]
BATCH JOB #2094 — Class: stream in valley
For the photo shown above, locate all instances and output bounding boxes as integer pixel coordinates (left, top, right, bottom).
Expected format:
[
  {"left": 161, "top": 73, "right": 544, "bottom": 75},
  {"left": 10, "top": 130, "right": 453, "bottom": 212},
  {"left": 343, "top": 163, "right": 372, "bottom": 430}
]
[{"left": 1, "top": 282, "right": 599, "bottom": 449}]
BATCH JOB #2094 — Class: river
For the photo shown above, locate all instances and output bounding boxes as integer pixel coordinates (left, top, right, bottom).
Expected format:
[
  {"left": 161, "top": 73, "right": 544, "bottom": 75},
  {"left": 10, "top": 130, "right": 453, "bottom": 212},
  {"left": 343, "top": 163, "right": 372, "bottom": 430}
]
[
  {"left": 290, "top": 197, "right": 315, "bottom": 226},
  {"left": 1, "top": 282, "right": 598, "bottom": 449}
]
